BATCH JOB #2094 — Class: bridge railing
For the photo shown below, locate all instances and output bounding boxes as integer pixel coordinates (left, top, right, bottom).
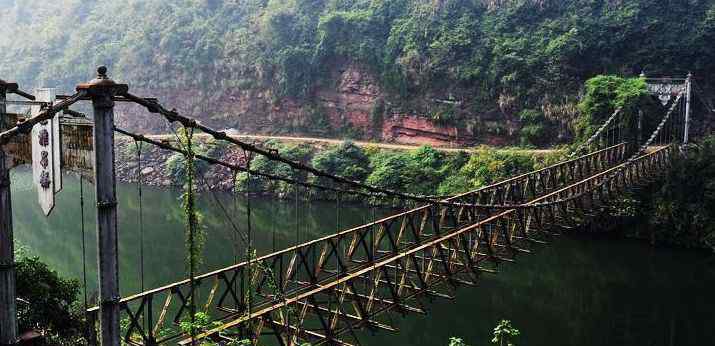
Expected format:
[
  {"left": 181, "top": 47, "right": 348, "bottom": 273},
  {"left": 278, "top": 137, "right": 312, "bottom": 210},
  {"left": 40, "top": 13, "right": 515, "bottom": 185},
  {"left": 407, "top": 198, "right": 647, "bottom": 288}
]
[
  {"left": 86, "top": 143, "right": 628, "bottom": 345},
  {"left": 181, "top": 144, "right": 675, "bottom": 345},
  {"left": 519, "top": 144, "right": 675, "bottom": 243},
  {"left": 449, "top": 142, "right": 627, "bottom": 205}
]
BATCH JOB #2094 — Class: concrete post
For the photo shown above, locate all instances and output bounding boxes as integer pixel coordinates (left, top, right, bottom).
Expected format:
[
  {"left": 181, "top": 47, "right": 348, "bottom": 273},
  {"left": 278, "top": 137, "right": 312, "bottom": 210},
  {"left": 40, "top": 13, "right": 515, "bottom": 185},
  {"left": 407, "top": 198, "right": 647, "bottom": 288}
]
[
  {"left": 0, "top": 80, "right": 18, "bottom": 346},
  {"left": 684, "top": 73, "right": 692, "bottom": 145},
  {"left": 76, "top": 67, "right": 128, "bottom": 346}
]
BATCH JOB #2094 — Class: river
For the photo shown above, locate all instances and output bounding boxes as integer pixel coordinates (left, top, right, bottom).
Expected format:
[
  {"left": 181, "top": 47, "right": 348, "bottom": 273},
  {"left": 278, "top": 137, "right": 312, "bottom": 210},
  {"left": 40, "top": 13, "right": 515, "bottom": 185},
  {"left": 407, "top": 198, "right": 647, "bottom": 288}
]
[{"left": 10, "top": 168, "right": 715, "bottom": 345}]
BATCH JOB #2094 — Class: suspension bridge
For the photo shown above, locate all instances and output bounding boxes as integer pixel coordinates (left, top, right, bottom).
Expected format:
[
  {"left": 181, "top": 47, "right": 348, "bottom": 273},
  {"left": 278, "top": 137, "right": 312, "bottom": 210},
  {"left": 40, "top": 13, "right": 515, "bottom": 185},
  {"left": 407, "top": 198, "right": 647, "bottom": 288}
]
[{"left": 0, "top": 67, "right": 703, "bottom": 345}]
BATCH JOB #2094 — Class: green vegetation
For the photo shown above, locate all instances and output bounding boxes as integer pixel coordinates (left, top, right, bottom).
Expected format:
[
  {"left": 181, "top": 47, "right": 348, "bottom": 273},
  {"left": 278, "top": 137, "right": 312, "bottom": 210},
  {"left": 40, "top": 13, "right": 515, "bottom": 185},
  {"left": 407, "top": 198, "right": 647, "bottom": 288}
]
[
  {"left": 518, "top": 109, "right": 549, "bottom": 147},
  {"left": 14, "top": 247, "right": 86, "bottom": 345},
  {"left": 449, "top": 319, "right": 520, "bottom": 346},
  {"left": 2, "top": 1, "right": 713, "bottom": 141},
  {"left": 491, "top": 320, "right": 520, "bottom": 346},
  {"left": 438, "top": 149, "right": 535, "bottom": 195},
  {"left": 240, "top": 140, "right": 543, "bottom": 199},
  {"left": 629, "top": 136, "right": 715, "bottom": 249},
  {"left": 449, "top": 337, "right": 470, "bottom": 346},
  {"left": 312, "top": 141, "right": 371, "bottom": 183},
  {"left": 178, "top": 128, "right": 207, "bottom": 276},
  {"left": 166, "top": 138, "right": 222, "bottom": 183},
  {"left": 238, "top": 140, "right": 313, "bottom": 196},
  {"left": 575, "top": 75, "right": 648, "bottom": 142}
]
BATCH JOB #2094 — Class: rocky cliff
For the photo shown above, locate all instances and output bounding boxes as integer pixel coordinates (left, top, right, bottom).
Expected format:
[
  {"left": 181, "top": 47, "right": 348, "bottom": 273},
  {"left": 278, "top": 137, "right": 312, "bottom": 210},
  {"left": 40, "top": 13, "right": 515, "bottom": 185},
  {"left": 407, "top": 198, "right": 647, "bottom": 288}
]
[{"left": 113, "top": 64, "right": 522, "bottom": 148}]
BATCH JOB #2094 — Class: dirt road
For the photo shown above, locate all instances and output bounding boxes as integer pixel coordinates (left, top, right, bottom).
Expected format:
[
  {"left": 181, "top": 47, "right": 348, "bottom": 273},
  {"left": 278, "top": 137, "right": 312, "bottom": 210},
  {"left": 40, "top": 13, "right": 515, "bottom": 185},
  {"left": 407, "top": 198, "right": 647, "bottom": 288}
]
[{"left": 134, "top": 133, "right": 558, "bottom": 154}]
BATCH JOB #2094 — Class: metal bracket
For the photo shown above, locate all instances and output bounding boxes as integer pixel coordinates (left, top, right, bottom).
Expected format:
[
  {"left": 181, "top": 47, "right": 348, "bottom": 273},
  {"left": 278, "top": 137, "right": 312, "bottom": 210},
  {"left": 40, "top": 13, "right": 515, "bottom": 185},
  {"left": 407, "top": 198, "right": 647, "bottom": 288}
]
[
  {"left": 100, "top": 295, "right": 122, "bottom": 306},
  {"left": 97, "top": 200, "right": 118, "bottom": 208}
]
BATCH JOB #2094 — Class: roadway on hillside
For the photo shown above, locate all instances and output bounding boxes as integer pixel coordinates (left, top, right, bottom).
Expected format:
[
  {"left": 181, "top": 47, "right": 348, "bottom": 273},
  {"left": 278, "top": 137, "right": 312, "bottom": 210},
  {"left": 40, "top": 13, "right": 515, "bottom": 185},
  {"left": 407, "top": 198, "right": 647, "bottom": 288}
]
[{"left": 129, "top": 133, "right": 558, "bottom": 154}]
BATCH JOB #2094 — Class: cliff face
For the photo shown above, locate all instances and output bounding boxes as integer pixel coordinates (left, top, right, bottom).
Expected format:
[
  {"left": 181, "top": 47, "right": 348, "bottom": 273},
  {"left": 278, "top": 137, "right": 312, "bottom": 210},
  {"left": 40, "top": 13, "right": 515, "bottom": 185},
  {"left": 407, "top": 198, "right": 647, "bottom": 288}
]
[{"left": 114, "top": 64, "right": 519, "bottom": 147}]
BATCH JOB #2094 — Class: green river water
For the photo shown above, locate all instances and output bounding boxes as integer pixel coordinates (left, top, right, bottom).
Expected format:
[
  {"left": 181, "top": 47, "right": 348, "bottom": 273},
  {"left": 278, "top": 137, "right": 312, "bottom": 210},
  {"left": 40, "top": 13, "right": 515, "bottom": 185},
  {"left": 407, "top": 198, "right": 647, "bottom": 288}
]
[{"left": 10, "top": 168, "right": 715, "bottom": 346}]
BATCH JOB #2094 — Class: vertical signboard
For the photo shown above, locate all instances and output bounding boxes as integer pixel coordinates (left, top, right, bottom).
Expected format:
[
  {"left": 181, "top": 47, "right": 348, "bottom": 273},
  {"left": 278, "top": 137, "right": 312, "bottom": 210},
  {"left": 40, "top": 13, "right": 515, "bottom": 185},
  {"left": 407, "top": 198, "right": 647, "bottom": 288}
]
[
  {"left": 53, "top": 103, "right": 62, "bottom": 193},
  {"left": 30, "top": 88, "right": 59, "bottom": 216}
]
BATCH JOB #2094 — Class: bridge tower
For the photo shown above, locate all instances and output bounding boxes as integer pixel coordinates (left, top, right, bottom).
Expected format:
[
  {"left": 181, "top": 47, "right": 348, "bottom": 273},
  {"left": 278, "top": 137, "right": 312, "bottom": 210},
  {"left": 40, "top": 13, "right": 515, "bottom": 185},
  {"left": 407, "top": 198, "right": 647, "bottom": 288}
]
[
  {"left": 642, "top": 72, "right": 693, "bottom": 146},
  {"left": 0, "top": 80, "right": 18, "bottom": 345},
  {"left": 76, "top": 67, "right": 127, "bottom": 346}
]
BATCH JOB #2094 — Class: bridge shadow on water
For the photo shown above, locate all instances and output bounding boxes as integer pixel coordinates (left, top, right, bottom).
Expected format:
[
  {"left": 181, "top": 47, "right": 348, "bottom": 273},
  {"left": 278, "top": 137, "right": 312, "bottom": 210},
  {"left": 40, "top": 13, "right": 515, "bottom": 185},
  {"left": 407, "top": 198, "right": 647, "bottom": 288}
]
[{"left": 10, "top": 168, "right": 715, "bottom": 346}]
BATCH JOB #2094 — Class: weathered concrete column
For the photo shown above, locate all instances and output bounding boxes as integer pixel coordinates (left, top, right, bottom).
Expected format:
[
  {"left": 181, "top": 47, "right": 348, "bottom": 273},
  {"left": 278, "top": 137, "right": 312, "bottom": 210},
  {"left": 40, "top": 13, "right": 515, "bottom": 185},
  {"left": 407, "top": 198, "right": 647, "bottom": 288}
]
[
  {"left": 76, "top": 67, "right": 128, "bottom": 346},
  {"left": 0, "top": 79, "right": 18, "bottom": 346}
]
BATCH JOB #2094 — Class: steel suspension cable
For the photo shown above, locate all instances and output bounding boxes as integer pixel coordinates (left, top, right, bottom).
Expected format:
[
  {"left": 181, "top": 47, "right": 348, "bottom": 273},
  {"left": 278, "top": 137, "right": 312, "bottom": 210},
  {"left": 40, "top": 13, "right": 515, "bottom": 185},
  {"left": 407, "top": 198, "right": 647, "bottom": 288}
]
[
  {"left": 196, "top": 166, "right": 249, "bottom": 246},
  {"left": 294, "top": 176, "right": 299, "bottom": 279},
  {"left": 115, "top": 127, "right": 483, "bottom": 209},
  {"left": 570, "top": 108, "right": 622, "bottom": 157},
  {"left": 336, "top": 191, "right": 342, "bottom": 277},
  {"left": 134, "top": 140, "right": 146, "bottom": 295},
  {"left": 78, "top": 175, "right": 89, "bottom": 338},
  {"left": 246, "top": 167, "right": 253, "bottom": 322},
  {"left": 231, "top": 169, "right": 240, "bottom": 312},
  {"left": 113, "top": 128, "right": 385, "bottom": 200}
]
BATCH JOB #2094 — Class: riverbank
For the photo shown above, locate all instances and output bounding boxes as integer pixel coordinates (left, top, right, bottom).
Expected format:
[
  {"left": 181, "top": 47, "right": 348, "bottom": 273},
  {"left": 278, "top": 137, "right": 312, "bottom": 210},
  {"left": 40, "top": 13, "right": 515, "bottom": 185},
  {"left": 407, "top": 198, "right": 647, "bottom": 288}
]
[{"left": 114, "top": 135, "right": 559, "bottom": 196}]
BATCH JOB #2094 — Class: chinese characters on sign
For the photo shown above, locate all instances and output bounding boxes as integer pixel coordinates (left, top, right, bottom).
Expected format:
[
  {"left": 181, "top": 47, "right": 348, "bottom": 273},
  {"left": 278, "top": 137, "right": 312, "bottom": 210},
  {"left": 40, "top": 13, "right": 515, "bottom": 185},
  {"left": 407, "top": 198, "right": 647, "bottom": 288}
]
[{"left": 31, "top": 88, "right": 61, "bottom": 216}]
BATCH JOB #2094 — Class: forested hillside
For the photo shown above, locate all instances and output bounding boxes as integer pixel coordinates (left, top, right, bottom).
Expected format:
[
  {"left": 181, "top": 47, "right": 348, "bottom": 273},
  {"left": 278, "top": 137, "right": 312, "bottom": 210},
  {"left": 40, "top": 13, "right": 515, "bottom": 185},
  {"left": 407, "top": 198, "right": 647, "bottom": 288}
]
[{"left": 1, "top": 0, "right": 713, "bottom": 144}]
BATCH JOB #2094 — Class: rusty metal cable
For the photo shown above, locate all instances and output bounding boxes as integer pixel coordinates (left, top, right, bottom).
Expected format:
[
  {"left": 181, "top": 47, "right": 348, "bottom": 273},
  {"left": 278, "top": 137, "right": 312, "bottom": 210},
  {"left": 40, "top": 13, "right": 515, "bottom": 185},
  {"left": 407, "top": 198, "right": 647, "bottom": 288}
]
[
  {"left": 569, "top": 108, "right": 622, "bottom": 157},
  {"left": 113, "top": 127, "right": 481, "bottom": 208},
  {"left": 0, "top": 90, "right": 86, "bottom": 145},
  {"left": 114, "top": 127, "right": 383, "bottom": 199},
  {"left": 121, "top": 92, "right": 634, "bottom": 208},
  {"left": 692, "top": 81, "right": 715, "bottom": 114},
  {"left": 133, "top": 140, "right": 146, "bottom": 294}
]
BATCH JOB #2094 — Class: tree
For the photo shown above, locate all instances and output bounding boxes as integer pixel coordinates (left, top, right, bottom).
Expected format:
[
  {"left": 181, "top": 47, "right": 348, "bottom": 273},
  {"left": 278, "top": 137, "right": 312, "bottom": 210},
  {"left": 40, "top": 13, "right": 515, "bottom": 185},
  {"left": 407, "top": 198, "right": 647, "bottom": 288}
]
[{"left": 15, "top": 255, "right": 86, "bottom": 344}]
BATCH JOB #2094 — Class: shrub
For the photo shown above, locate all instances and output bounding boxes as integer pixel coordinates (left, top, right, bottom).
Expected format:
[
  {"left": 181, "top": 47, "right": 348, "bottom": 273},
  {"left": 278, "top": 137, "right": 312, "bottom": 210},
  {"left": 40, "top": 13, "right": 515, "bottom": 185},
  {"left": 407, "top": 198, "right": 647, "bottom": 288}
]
[
  {"left": 15, "top": 255, "right": 85, "bottom": 344},
  {"left": 438, "top": 150, "right": 535, "bottom": 194},
  {"left": 518, "top": 109, "right": 548, "bottom": 147},
  {"left": 635, "top": 136, "right": 715, "bottom": 249},
  {"left": 311, "top": 141, "right": 370, "bottom": 183},
  {"left": 365, "top": 151, "right": 413, "bottom": 191},
  {"left": 575, "top": 75, "right": 648, "bottom": 143}
]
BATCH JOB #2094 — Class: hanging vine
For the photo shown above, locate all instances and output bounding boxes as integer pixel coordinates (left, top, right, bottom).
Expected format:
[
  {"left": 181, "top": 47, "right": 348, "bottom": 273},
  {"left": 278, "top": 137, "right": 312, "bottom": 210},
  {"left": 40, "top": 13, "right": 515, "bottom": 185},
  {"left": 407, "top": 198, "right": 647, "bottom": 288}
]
[
  {"left": 233, "top": 153, "right": 300, "bottom": 337},
  {"left": 178, "top": 127, "right": 206, "bottom": 279},
  {"left": 176, "top": 126, "right": 206, "bottom": 343}
]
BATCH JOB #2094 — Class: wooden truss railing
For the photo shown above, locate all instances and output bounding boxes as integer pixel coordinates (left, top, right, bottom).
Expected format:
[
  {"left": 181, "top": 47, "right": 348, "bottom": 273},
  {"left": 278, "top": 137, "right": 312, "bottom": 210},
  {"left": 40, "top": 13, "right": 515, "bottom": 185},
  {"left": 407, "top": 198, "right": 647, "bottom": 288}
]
[
  {"left": 86, "top": 143, "right": 629, "bottom": 345},
  {"left": 179, "top": 145, "right": 674, "bottom": 346}
]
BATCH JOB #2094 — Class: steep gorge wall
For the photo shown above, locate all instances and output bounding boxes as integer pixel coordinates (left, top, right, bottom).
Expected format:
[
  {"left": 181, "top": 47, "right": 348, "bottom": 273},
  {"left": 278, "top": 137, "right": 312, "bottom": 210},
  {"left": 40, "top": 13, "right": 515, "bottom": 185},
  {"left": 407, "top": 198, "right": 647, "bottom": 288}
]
[{"left": 114, "top": 64, "right": 519, "bottom": 147}]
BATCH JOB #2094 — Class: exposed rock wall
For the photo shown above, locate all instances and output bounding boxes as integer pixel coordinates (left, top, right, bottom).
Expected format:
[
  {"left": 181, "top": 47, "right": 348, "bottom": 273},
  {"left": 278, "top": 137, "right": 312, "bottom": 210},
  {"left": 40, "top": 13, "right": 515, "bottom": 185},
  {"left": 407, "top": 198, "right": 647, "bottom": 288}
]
[
  {"left": 112, "top": 64, "right": 482, "bottom": 147},
  {"left": 114, "top": 137, "right": 249, "bottom": 191}
]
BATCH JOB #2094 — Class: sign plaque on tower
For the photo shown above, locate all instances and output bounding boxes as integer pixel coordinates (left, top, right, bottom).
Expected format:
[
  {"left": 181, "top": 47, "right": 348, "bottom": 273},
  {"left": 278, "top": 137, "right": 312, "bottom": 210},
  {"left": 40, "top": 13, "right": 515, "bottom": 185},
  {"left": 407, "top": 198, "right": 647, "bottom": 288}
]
[{"left": 30, "top": 88, "right": 62, "bottom": 216}]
